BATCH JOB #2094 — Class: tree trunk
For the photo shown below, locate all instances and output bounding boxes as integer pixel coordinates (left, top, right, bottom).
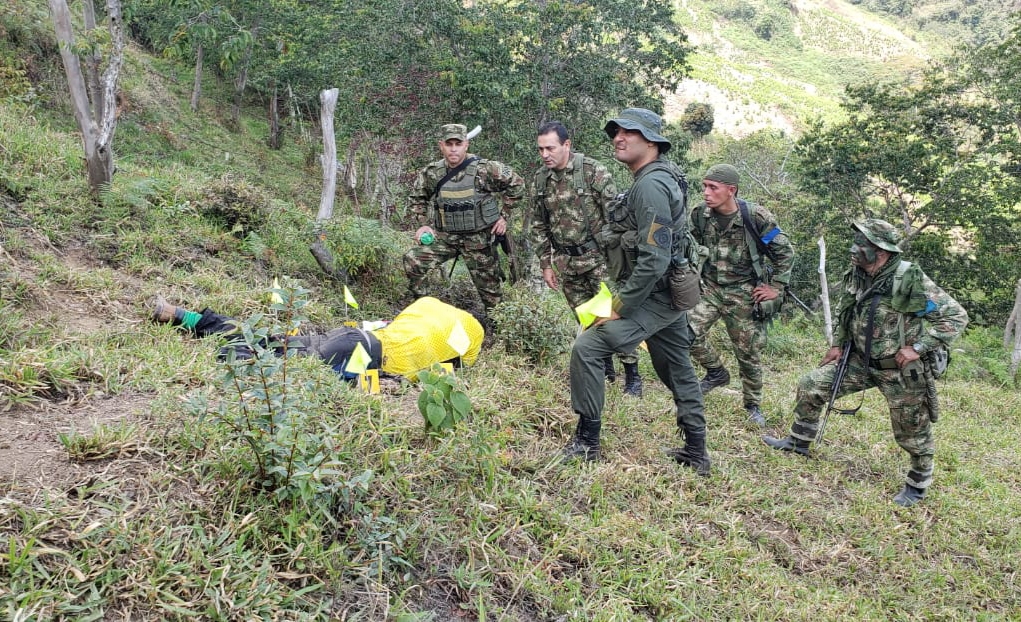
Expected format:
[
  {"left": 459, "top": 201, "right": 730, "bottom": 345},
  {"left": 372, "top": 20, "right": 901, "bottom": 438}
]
[
  {"left": 49, "top": 0, "right": 124, "bottom": 195},
  {"left": 818, "top": 236, "right": 833, "bottom": 345},
  {"left": 230, "top": 47, "right": 251, "bottom": 127},
  {"left": 190, "top": 44, "right": 203, "bottom": 112},
  {"left": 1006, "top": 278, "right": 1021, "bottom": 382},
  {"left": 309, "top": 88, "right": 347, "bottom": 282},
  {"left": 268, "top": 82, "right": 282, "bottom": 149},
  {"left": 81, "top": 0, "right": 104, "bottom": 124}
]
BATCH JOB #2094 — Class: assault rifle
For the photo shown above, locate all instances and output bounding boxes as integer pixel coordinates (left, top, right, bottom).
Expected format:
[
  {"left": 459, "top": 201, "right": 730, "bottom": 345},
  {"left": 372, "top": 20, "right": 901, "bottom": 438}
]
[
  {"left": 815, "top": 342, "right": 861, "bottom": 444},
  {"left": 785, "top": 288, "right": 815, "bottom": 316}
]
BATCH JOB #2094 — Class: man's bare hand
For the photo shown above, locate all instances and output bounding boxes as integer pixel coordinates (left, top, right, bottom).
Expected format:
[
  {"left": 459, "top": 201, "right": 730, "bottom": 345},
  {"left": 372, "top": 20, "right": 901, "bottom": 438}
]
[
  {"left": 543, "top": 267, "right": 559, "bottom": 290},
  {"left": 592, "top": 309, "right": 621, "bottom": 327},
  {"left": 415, "top": 225, "right": 435, "bottom": 242},
  {"left": 490, "top": 217, "right": 507, "bottom": 236},
  {"left": 752, "top": 283, "right": 780, "bottom": 303},
  {"left": 820, "top": 345, "right": 843, "bottom": 366}
]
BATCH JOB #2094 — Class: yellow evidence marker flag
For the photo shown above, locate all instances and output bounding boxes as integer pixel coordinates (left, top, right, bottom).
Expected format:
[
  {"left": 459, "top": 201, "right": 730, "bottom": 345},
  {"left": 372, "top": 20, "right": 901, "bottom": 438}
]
[
  {"left": 575, "top": 282, "right": 614, "bottom": 328},
  {"left": 344, "top": 341, "right": 372, "bottom": 375},
  {"left": 343, "top": 285, "right": 359, "bottom": 309},
  {"left": 270, "top": 277, "right": 284, "bottom": 304},
  {"left": 447, "top": 320, "right": 471, "bottom": 356}
]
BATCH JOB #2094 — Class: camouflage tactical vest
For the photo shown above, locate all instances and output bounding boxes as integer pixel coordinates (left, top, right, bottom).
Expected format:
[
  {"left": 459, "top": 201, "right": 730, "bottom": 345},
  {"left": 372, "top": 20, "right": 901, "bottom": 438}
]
[
  {"left": 435, "top": 161, "right": 501, "bottom": 233},
  {"left": 534, "top": 152, "right": 595, "bottom": 248}
]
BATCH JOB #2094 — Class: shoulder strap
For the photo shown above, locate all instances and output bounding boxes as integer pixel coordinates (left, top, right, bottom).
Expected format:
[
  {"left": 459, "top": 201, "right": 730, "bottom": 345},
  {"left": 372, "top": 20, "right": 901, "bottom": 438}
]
[
  {"left": 571, "top": 152, "right": 587, "bottom": 196},
  {"left": 429, "top": 156, "right": 480, "bottom": 201},
  {"left": 738, "top": 200, "right": 769, "bottom": 283},
  {"left": 893, "top": 260, "right": 912, "bottom": 350}
]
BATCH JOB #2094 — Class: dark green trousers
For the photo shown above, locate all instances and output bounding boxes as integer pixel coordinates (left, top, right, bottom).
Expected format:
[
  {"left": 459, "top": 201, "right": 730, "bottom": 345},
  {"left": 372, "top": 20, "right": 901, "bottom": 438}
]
[{"left": 570, "top": 296, "right": 705, "bottom": 441}]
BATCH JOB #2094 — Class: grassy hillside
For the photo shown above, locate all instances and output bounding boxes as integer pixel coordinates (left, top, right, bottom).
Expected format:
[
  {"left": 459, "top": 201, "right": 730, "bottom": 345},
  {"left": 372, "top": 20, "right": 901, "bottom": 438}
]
[
  {"left": 3, "top": 6, "right": 1021, "bottom": 622},
  {"left": 669, "top": 0, "right": 932, "bottom": 136}
]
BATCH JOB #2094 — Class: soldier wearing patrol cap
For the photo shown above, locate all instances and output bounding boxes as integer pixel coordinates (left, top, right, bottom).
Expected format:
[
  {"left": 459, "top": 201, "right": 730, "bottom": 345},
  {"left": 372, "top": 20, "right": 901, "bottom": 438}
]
[
  {"left": 764, "top": 218, "right": 968, "bottom": 507},
  {"left": 560, "top": 108, "right": 708, "bottom": 475},
  {"left": 404, "top": 123, "right": 525, "bottom": 312}
]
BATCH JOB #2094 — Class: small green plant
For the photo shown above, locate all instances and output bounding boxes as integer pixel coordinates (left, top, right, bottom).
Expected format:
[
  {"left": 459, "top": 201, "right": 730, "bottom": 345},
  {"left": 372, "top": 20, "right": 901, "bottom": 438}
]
[
  {"left": 416, "top": 366, "right": 472, "bottom": 435},
  {"left": 189, "top": 280, "right": 346, "bottom": 503},
  {"left": 490, "top": 287, "right": 575, "bottom": 364},
  {"left": 58, "top": 421, "right": 139, "bottom": 461}
]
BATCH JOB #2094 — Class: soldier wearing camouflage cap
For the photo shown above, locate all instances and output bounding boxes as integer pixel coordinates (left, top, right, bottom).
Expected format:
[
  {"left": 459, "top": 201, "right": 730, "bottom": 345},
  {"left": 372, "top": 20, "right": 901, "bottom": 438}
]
[
  {"left": 764, "top": 218, "right": 969, "bottom": 507},
  {"left": 404, "top": 123, "right": 525, "bottom": 312},
  {"left": 530, "top": 121, "right": 644, "bottom": 396},
  {"left": 687, "top": 163, "right": 796, "bottom": 427}
]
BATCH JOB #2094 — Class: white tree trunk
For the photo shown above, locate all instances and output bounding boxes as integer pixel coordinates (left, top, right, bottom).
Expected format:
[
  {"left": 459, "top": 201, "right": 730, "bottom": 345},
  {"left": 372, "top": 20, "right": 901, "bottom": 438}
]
[
  {"left": 190, "top": 44, "right": 203, "bottom": 112},
  {"left": 818, "top": 236, "right": 833, "bottom": 345},
  {"left": 49, "top": 0, "right": 124, "bottom": 194},
  {"left": 1006, "top": 278, "right": 1021, "bottom": 379},
  {"left": 316, "top": 88, "right": 339, "bottom": 225}
]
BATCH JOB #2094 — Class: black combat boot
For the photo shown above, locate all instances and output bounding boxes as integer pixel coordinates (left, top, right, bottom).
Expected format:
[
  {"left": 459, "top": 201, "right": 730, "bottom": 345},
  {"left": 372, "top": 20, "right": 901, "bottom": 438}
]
[
  {"left": 559, "top": 415, "right": 601, "bottom": 463},
  {"left": 762, "top": 435, "right": 811, "bottom": 456},
  {"left": 699, "top": 366, "right": 730, "bottom": 395},
  {"left": 603, "top": 357, "right": 617, "bottom": 383},
  {"left": 892, "top": 484, "right": 926, "bottom": 507},
  {"left": 623, "top": 362, "right": 643, "bottom": 397},
  {"left": 745, "top": 404, "right": 766, "bottom": 427},
  {"left": 667, "top": 431, "right": 711, "bottom": 476}
]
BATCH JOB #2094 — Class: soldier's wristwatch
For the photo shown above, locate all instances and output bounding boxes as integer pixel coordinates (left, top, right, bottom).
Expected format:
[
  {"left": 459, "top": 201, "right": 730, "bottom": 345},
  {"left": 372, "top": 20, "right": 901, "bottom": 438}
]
[{"left": 912, "top": 342, "right": 925, "bottom": 354}]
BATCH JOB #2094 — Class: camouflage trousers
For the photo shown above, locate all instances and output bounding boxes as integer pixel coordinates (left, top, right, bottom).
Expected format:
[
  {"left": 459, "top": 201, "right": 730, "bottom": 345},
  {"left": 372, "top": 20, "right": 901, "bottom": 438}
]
[
  {"left": 689, "top": 281, "right": 766, "bottom": 407},
  {"left": 788, "top": 351, "right": 935, "bottom": 490},
  {"left": 558, "top": 258, "right": 637, "bottom": 365},
  {"left": 404, "top": 230, "right": 503, "bottom": 311}
]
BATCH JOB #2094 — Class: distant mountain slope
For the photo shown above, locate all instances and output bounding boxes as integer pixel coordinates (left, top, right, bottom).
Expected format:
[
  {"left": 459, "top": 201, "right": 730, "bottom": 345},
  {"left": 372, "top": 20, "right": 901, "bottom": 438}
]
[{"left": 667, "top": 0, "right": 935, "bottom": 136}]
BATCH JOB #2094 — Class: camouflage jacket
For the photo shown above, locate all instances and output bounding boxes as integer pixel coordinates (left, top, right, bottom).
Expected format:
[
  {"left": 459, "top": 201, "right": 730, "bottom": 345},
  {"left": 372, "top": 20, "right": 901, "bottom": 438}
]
[
  {"left": 835, "top": 259, "right": 968, "bottom": 360},
  {"left": 530, "top": 152, "right": 618, "bottom": 275},
  {"left": 689, "top": 200, "right": 795, "bottom": 290},
  {"left": 409, "top": 156, "right": 525, "bottom": 229}
]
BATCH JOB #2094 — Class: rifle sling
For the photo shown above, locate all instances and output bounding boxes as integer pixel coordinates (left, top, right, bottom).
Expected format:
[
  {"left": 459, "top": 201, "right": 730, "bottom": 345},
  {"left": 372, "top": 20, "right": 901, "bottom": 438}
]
[{"left": 831, "top": 293, "right": 882, "bottom": 417}]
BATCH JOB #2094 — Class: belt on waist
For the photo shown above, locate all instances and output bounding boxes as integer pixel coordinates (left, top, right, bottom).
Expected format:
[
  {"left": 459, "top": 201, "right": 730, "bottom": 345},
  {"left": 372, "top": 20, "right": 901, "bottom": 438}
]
[
  {"left": 869, "top": 356, "right": 899, "bottom": 370},
  {"left": 555, "top": 239, "right": 599, "bottom": 257}
]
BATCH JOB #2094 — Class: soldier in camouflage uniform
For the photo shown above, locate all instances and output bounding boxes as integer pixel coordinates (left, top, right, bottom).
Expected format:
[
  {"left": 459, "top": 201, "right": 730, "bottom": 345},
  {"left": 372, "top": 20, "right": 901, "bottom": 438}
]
[
  {"left": 561, "top": 108, "right": 708, "bottom": 475},
  {"left": 688, "top": 164, "right": 795, "bottom": 426},
  {"left": 764, "top": 219, "right": 968, "bottom": 507},
  {"left": 404, "top": 123, "right": 525, "bottom": 312},
  {"left": 530, "top": 121, "right": 643, "bottom": 396}
]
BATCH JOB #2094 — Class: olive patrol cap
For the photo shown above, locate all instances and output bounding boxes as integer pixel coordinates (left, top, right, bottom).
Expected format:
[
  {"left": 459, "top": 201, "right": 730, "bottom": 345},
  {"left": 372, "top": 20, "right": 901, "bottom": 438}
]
[
  {"left": 852, "top": 218, "right": 902, "bottom": 252},
  {"left": 439, "top": 124, "right": 468, "bottom": 141},
  {"left": 703, "top": 164, "right": 740, "bottom": 187},
  {"left": 603, "top": 108, "right": 672, "bottom": 154}
]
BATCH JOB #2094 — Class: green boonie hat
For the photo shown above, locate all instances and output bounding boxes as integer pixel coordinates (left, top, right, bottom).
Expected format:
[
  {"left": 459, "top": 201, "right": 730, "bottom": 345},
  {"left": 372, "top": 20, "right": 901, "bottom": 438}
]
[
  {"left": 603, "top": 108, "right": 672, "bottom": 154},
  {"left": 439, "top": 124, "right": 467, "bottom": 142},
  {"left": 703, "top": 164, "right": 740, "bottom": 187},
  {"left": 852, "top": 218, "right": 902, "bottom": 252}
]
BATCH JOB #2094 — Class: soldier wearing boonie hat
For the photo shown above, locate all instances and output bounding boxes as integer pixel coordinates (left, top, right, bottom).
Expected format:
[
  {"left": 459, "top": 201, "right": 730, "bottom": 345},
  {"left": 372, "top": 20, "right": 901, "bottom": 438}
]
[
  {"left": 404, "top": 123, "right": 525, "bottom": 312},
  {"left": 687, "top": 162, "right": 796, "bottom": 428},
  {"left": 765, "top": 217, "right": 969, "bottom": 508},
  {"left": 560, "top": 107, "right": 709, "bottom": 474}
]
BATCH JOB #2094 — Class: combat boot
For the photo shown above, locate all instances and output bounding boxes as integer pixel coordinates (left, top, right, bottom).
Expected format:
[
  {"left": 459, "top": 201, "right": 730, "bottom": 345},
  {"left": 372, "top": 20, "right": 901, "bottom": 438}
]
[
  {"left": 623, "top": 362, "right": 643, "bottom": 397},
  {"left": 745, "top": 404, "right": 766, "bottom": 427},
  {"left": 603, "top": 357, "right": 617, "bottom": 383},
  {"left": 667, "top": 431, "right": 711, "bottom": 476},
  {"left": 699, "top": 366, "right": 730, "bottom": 395},
  {"left": 762, "top": 435, "right": 811, "bottom": 456},
  {"left": 892, "top": 484, "right": 926, "bottom": 507},
  {"left": 152, "top": 296, "right": 180, "bottom": 324},
  {"left": 558, "top": 415, "right": 601, "bottom": 463}
]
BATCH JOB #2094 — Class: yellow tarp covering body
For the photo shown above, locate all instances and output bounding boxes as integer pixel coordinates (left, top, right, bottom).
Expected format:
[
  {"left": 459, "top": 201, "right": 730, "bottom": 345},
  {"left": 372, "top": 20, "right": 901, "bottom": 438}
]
[{"left": 373, "top": 297, "right": 484, "bottom": 378}]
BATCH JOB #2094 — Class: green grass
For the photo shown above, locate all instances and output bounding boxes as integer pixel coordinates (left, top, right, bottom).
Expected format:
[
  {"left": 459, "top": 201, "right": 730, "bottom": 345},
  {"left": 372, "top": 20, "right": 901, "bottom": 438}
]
[{"left": 2, "top": 14, "right": 1020, "bottom": 622}]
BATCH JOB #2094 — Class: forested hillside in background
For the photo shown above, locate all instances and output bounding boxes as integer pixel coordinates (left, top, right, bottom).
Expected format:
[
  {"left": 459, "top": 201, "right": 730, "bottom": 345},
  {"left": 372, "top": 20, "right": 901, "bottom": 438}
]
[{"left": 849, "top": 0, "right": 1021, "bottom": 45}]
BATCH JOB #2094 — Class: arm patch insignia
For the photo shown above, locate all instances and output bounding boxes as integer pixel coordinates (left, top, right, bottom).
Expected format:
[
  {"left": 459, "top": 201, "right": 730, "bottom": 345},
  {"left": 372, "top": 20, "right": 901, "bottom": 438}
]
[{"left": 648, "top": 221, "right": 672, "bottom": 248}]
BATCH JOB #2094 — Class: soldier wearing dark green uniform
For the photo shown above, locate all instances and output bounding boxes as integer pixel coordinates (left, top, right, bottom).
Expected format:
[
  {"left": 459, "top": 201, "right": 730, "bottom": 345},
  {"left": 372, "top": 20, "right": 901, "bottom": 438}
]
[
  {"left": 764, "top": 219, "right": 968, "bottom": 507},
  {"left": 561, "top": 108, "right": 708, "bottom": 475},
  {"left": 530, "top": 121, "right": 643, "bottom": 396},
  {"left": 404, "top": 123, "right": 526, "bottom": 312},
  {"left": 688, "top": 164, "right": 796, "bottom": 426}
]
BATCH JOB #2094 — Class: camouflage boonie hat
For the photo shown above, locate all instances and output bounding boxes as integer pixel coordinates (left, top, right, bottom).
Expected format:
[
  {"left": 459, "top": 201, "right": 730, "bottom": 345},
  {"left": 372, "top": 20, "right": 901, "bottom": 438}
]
[
  {"left": 603, "top": 108, "right": 672, "bottom": 154},
  {"left": 852, "top": 218, "right": 901, "bottom": 252},
  {"left": 439, "top": 124, "right": 468, "bottom": 142},
  {"left": 703, "top": 164, "right": 740, "bottom": 187}
]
